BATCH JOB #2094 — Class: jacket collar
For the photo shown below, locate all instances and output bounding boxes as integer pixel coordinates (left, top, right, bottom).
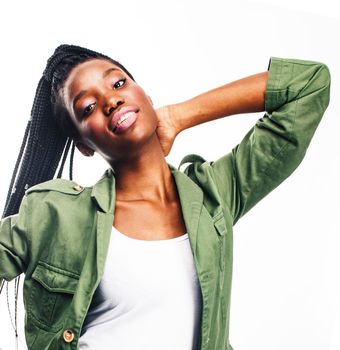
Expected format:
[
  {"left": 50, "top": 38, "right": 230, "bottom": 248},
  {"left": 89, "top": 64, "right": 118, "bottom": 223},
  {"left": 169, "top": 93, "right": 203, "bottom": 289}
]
[
  {"left": 90, "top": 163, "right": 204, "bottom": 254},
  {"left": 90, "top": 168, "right": 116, "bottom": 213}
]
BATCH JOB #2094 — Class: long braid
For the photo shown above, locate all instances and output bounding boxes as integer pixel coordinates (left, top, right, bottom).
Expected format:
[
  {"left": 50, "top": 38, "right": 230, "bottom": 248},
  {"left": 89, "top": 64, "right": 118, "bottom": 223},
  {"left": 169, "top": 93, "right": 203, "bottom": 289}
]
[
  {"left": 0, "top": 44, "right": 134, "bottom": 349},
  {"left": 2, "top": 120, "right": 31, "bottom": 213},
  {"left": 69, "top": 141, "right": 76, "bottom": 181},
  {"left": 2, "top": 77, "right": 68, "bottom": 217},
  {"left": 56, "top": 137, "right": 73, "bottom": 179},
  {"left": 2, "top": 44, "right": 134, "bottom": 217}
]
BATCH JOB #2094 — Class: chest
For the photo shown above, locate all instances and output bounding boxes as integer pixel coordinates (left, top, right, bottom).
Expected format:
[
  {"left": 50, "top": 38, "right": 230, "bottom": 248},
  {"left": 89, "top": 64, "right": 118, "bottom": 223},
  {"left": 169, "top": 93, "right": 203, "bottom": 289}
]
[
  {"left": 90, "top": 226, "right": 200, "bottom": 309},
  {"left": 113, "top": 199, "right": 187, "bottom": 240}
]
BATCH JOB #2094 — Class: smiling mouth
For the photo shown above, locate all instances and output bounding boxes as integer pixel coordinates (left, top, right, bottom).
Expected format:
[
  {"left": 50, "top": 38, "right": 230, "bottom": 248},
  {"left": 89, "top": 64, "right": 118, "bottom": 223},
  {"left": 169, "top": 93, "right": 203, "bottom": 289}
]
[{"left": 112, "top": 111, "right": 138, "bottom": 133}]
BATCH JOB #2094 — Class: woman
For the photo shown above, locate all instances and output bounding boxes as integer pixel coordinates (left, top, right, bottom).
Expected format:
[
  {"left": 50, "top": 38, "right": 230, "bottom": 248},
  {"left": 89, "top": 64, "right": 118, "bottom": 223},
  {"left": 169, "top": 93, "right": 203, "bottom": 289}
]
[{"left": 0, "top": 44, "right": 331, "bottom": 350}]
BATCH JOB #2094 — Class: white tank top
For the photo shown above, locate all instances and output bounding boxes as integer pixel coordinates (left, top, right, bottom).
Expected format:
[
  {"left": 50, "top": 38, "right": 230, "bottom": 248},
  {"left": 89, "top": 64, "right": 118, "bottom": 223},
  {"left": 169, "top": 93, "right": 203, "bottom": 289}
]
[{"left": 78, "top": 226, "right": 202, "bottom": 350}]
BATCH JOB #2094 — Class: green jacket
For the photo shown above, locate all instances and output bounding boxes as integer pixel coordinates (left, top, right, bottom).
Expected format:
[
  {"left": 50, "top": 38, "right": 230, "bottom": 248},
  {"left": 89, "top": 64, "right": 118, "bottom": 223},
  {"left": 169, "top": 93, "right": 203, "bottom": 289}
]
[{"left": 0, "top": 56, "right": 331, "bottom": 350}]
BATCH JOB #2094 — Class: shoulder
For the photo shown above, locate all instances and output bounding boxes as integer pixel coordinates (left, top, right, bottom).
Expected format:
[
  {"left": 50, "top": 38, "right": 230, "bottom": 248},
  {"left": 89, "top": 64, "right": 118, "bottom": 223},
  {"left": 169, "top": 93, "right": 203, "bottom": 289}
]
[
  {"left": 178, "top": 153, "right": 210, "bottom": 174},
  {"left": 25, "top": 178, "right": 88, "bottom": 197},
  {"left": 177, "top": 153, "right": 218, "bottom": 191},
  {"left": 22, "top": 179, "right": 94, "bottom": 217}
]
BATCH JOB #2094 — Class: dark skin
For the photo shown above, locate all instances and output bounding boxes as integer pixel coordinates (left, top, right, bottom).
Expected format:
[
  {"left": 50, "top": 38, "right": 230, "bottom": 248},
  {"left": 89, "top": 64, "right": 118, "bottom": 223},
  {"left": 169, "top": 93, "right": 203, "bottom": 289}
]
[
  {"left": 61, "top": 58, "right": 268, "bottom": 240},
  {"left": 62, "top": 58, "right": 186, "bottom": 240}
]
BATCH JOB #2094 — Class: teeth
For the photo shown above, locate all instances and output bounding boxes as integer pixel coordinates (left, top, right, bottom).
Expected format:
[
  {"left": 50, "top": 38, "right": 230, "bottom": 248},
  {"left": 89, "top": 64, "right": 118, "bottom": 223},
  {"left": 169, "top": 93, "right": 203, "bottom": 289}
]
[
  {"left": 117, "top": 116, "right": 127, "bottom": 126},
  {"left": 117, "top": 111, "right": 134, "bottom": 126}
]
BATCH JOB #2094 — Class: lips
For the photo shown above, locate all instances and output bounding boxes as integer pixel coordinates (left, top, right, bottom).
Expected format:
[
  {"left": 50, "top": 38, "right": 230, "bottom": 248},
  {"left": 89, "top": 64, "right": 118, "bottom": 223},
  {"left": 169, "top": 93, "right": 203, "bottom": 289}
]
[{"left": 110, "top": 106, "right": 139, "bottom": 132}]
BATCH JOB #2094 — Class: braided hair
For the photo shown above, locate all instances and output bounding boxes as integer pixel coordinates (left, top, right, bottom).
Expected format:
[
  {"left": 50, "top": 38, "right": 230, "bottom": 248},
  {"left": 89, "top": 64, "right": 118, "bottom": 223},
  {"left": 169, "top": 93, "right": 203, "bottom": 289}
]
[
  {"left": 2, "top": 44, "right": 134, "bottom": 218},
  {"left": 0, "top": 44, "right": 134, "bottom": 345}
]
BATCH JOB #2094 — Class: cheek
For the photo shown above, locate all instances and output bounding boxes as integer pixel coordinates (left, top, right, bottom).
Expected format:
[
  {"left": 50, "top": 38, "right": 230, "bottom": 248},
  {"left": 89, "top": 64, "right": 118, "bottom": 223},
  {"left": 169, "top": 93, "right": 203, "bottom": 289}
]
[
  {"left": 89, "top": 119, "right": 106, "bottom": 134},
  {"left": 128, "top": 85, "right": 151, "bottom": 105},
  {"left": 81, "top": 117, "right": 108, "bottom": 142}
]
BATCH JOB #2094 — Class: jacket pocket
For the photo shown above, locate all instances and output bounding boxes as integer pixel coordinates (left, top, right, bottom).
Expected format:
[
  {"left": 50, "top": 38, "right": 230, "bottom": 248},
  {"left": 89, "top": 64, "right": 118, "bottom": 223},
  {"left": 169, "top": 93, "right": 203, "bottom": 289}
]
[{"left": 28, "top": 261, "right": 80, "bottom": 331}]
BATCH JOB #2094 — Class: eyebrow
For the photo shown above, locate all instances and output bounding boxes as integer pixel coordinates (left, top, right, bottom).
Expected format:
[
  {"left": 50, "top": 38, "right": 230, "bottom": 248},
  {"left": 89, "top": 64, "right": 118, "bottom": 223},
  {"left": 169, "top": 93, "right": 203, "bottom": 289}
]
[
  {"left": 73, "top": 67, "right": 120, "bottom": 109},
  {"left": 103, "top": 67, "right": 120, "bottom": 78}
]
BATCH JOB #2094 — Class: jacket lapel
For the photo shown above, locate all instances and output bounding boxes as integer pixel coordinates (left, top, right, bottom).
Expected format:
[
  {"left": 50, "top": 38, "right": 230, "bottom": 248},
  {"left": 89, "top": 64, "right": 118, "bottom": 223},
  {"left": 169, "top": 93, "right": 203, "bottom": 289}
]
[
  {"left": 90, "top": 164, "right": 204, "bottom": 283},
  {"left": 90, "top": 169, "right": 116, "bottom": 283},
  {"left": 167, "top": 163, "right": 204, "bottom": 258}
]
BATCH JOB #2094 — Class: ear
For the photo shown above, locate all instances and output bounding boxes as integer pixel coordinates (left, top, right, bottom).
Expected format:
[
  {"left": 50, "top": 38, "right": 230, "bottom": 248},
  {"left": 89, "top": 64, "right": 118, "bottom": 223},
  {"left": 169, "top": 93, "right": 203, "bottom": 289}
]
[{"left": 75, "top": 142, "right": 95, "bottom": 157}]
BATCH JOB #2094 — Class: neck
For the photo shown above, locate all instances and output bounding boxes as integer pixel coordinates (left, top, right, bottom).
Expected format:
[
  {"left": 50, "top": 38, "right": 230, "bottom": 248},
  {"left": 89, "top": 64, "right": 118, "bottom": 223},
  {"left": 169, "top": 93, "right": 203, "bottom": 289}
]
[{"left": 108, "top": 137, "right": 177, "bottom": 205}]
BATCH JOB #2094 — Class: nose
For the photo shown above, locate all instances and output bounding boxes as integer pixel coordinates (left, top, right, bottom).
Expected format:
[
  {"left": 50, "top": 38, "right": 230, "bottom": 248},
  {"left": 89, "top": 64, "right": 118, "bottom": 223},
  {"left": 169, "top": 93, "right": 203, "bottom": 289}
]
[{"left": 104, "top": 94, "right": 124, "bottom": 116}]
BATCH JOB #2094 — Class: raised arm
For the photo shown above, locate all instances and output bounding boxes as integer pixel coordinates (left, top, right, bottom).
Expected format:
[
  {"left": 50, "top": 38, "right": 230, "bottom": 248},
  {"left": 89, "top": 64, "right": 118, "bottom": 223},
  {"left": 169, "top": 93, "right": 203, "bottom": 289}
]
[
  {"left": 171, "top": 71, "right": 269, "bottom": 132},
  {"left": 168, "top": 57, "right": 331, "bottom": 225}
]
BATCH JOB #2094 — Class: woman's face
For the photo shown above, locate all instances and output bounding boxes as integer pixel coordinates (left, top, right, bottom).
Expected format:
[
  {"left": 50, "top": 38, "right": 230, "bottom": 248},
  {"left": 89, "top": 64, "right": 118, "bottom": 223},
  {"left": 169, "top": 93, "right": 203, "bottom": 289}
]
[{"left": 62, "top": 58, "right": 158, "bottom": 162}]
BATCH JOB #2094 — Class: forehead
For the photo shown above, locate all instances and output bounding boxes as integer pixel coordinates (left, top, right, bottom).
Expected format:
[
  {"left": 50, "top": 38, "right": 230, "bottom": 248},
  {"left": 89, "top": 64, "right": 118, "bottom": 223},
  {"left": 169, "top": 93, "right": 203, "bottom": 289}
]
[{"left": 63, "top": 58, "right": 123, "bottom": 101}]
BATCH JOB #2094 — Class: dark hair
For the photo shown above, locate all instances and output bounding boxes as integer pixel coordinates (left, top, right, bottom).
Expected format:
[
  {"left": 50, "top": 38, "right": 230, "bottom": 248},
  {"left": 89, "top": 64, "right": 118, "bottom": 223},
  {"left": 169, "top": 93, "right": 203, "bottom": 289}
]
[
  {"left": 2, "top": 44, "right": 134, "bottom": 218},
  {"left": 0, "top": 45, "right": 134, "bottom": 345}
]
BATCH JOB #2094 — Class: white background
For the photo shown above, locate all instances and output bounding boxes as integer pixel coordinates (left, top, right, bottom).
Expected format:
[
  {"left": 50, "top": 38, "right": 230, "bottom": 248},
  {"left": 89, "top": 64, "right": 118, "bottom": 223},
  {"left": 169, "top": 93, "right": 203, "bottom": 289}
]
[{"left": 0, "top": 0, "right": 339, "bottom": 349}]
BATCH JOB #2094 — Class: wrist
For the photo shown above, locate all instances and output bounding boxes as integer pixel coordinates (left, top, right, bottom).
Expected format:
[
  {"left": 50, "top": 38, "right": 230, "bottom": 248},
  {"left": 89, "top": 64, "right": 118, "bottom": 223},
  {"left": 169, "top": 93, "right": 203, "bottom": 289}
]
[{"left": 170, "top": 102, "right": 189, "bottom": 135}]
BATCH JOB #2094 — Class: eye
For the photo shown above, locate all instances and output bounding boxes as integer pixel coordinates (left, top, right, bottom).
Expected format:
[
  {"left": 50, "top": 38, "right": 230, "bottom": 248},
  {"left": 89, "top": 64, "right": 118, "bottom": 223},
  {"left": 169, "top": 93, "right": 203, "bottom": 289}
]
[
  {"left": 83, "top": 102, "right": 96, "bottom": 117},
  {"left": 113, "top": 78, "right": 126, "bottom": 89}
]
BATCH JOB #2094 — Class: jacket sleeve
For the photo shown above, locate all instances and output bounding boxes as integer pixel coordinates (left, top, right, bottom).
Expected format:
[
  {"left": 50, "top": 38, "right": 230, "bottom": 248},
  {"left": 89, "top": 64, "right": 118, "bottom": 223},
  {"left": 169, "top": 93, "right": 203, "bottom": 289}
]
[
  {"left": 209, "top": 57, "right": 331, "bottom": 225},
  {"left": 0, "top": 194, "right": 30, "bottom": 285}
]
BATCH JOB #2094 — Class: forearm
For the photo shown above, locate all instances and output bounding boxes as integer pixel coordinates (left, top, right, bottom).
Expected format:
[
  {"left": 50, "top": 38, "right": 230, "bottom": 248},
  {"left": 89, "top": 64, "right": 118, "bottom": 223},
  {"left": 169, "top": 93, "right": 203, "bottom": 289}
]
[
  {"left": 173, "top": 71, "right": 269, "bottom": 133},
  {"left": 209, "top": 57, "right": 330, "bottom": 224}
]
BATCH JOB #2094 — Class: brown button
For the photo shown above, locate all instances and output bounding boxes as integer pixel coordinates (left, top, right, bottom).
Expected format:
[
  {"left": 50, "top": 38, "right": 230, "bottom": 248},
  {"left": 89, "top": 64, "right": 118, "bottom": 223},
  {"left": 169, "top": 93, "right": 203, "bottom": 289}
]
[
  {"left": 73, "top": 184, "right": 83, "bottom": 192},
  {"left": 63, "top": 329, "right": 74, "bottom": 343}
]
